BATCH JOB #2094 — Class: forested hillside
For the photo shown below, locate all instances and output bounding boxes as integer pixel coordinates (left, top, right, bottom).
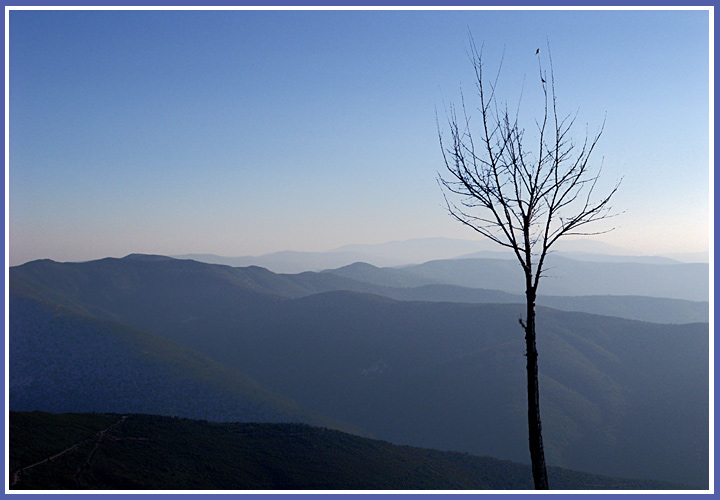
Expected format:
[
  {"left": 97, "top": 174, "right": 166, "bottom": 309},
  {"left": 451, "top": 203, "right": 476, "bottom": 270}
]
[{"left": 10, "top": 412, "right": 691, "bottom": 490}]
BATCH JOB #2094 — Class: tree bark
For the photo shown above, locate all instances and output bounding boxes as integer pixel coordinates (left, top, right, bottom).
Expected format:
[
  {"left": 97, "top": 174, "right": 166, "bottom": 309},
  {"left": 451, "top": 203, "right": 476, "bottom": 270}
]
[{"left": 525, "top": 284, "right": 549, "bottom": 489}]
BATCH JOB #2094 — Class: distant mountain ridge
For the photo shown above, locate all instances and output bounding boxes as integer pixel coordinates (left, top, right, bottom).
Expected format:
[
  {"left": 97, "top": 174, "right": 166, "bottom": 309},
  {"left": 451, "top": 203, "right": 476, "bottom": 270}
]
[
  {"left": 174, "top": 237, "right": 709, "bottom": 273},
  {"left": 325, "top": 256, "right": 708, "bottom": 302},
  {"left": 454, "top": 250, "right": 684, "bottom": 265},
  {"left": 176, "top": 237, "right": 494, "bottom": 272}
]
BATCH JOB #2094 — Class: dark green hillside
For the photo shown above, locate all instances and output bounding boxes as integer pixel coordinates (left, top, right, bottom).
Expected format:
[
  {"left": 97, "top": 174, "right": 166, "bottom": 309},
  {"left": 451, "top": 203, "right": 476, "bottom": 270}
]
[
  {"left": 9, "top": 296, "right": 358, "bottom": 434},
  {"left": 10, "top": 412, "right": 689, "bottom": 490}
]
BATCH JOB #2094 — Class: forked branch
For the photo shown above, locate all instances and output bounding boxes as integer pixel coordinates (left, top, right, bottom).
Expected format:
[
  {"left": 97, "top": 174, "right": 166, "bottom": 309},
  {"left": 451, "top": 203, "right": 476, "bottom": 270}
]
[{"left": 437, "top": 38, "right": 621, "bottom": 286}]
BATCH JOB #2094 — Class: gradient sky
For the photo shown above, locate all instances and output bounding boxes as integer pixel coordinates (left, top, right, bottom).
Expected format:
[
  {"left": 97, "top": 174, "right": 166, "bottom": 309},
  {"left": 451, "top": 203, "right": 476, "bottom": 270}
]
[{"left": 7, "top": 8, "right": 711, "bottom": 265}]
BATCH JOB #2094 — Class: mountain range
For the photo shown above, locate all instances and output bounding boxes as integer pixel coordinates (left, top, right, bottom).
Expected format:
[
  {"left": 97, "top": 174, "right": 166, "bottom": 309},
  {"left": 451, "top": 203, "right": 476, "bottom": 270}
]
[
  {"left": 323, "top": 256, "right": 708, "bottom": 301},
  {"left": 14, "top": 252, "right": 707, "bottom": 321},
  {"left": 9, "top": 251, "right": 710, "bottom": 489}
]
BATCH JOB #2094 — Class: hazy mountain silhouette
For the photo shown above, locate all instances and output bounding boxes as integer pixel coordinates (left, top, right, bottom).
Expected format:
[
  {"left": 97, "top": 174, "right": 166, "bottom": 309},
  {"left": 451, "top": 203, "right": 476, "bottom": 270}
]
[
  {"left": 176, "top": 237, "right": 495, "bottom": 272},
  {"left": 174, "top": 250, "right": 407, "bottom": 274},
  {"left": 175, "top": 237, "right": 707, "bottom": 273}
]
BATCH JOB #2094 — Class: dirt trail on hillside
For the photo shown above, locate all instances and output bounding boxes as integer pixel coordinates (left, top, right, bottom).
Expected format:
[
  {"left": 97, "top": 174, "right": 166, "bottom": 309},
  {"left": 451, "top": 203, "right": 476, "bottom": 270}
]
[{"left": 10, "top": 415, "right": 127, "bottom": 488}]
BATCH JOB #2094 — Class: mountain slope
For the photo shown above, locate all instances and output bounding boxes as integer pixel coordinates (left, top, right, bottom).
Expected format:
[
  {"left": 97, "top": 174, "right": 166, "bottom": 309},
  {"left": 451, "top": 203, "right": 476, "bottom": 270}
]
[
  {"left": 204, "top": 292, "right": 708, "bottom": 488},
  {"left": 10, "top": 412, "right": 690, "bottom": 490},
  {"left": 9, "top": 295, "right": 358, "bottom": 434}
]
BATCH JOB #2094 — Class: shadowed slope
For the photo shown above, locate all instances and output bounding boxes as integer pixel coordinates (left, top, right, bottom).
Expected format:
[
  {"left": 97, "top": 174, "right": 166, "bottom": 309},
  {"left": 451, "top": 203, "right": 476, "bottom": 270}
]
[
  {"left": 10, "top": 412, "right": 691, "bottom": 490},
  {"left": 10, "top": 295, "right": 361, "bottom": 435}
]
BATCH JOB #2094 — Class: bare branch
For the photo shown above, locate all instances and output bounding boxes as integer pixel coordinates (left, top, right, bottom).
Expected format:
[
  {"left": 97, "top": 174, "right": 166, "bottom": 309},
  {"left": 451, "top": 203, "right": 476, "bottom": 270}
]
[{"left": 437, "top": 42, "right": 622, "bottom": 289}]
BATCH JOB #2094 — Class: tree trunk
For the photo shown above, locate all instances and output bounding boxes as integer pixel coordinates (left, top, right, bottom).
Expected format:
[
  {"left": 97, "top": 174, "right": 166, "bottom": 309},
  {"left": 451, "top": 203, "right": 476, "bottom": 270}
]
[{"left": 525, "top": 285, "right": 549, "bottom": 489}]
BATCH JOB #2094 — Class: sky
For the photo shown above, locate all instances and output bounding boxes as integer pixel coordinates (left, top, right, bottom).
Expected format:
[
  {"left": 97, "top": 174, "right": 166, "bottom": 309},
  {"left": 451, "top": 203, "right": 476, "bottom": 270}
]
[{"left": 7, "top": 8, "right": 711, "bottom": 266}]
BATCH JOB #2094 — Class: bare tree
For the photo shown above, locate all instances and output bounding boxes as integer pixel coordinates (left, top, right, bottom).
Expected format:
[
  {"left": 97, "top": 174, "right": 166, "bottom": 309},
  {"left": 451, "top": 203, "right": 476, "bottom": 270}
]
[{"left": 437, "top": 39, "right": 621, "bottom": 489}]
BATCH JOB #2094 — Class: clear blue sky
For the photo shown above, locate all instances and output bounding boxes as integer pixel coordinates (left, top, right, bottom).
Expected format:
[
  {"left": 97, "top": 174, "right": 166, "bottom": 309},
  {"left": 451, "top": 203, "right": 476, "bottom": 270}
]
[{"left": 8, "top": 8, "right": 710, "bottom": 265}]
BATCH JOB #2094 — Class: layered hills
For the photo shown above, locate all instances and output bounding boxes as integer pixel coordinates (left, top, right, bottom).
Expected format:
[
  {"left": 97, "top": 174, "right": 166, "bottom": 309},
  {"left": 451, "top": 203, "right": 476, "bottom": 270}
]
[
  {"left": 10, "top": 412, "right": 690, "bottom": 490},
  {"left": 324, "top": 256, "right": 708, "bottom": 301},
  {"left": 9, "top": 254, "right": 710, "bottom": 489},
  {"left": 10, "top": 253, "right": 709, "bottom": 323}
]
